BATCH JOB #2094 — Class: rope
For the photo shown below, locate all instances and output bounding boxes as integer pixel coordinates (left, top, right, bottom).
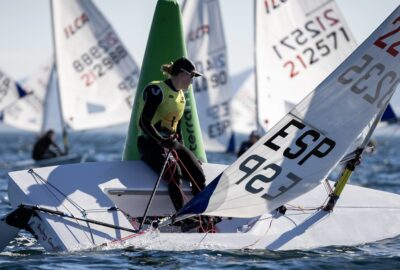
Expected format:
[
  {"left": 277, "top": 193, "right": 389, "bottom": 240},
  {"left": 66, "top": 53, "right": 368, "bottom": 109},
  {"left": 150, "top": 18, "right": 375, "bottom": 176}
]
[
  {"left": 159, "top": 150, "right": 217, "bottom": 234},
  {"left": 174, "top": 152, "right": 203, "bottom": 193},
  {"left": 242, "top": 215, "right": 275, "bottom": 249},
  {"left": 28, "top": 169, "right": 96, "bottom": 242},
  {"left": 28, "top": 169, "right": 86, "bottom": 214},
  {"left": 27, "top": 168, "right": 125, "bottom": 243}
]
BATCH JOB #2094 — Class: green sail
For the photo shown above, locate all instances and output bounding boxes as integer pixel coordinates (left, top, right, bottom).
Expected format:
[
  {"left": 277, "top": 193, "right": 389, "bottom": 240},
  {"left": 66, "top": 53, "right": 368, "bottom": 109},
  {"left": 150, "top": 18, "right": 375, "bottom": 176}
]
[{"left": 123, "top": 0, "right": 207, "bottom": 162}]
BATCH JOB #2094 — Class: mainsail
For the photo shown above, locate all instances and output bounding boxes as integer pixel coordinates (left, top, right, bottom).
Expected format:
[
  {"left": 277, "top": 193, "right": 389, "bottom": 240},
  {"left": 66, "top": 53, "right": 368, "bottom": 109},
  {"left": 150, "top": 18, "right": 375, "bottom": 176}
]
[
  {"left": 182, "top": 0, "right": 234, "bottom": 152},
  {"left": 51, "top": 0, "right": 140, "bottom": 131},
  {"left": 178, "top": 5, "right": 400, "bottom": 218},
  {"left": 0, "top": 69, "right": 28, "bottom": 112},
  {"left": 254, "top": 0, "right": 357, "bottom": 131},
  {"left": 2, "top": 59, "right": 53, "bottom": 133}
]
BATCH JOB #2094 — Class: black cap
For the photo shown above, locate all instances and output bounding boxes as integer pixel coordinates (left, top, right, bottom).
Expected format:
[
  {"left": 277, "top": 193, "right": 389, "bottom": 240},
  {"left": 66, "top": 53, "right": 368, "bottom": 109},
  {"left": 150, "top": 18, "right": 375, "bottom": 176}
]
[{"left": 172, "top": 57, "right": 203, "bottom": 77}]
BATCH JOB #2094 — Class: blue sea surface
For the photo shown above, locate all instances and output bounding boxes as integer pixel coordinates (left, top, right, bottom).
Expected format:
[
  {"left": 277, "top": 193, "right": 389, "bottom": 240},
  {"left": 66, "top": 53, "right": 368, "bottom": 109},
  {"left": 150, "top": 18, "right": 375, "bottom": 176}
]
[{"left": 1, "top": 131, "right": 400, "bottom": 269}]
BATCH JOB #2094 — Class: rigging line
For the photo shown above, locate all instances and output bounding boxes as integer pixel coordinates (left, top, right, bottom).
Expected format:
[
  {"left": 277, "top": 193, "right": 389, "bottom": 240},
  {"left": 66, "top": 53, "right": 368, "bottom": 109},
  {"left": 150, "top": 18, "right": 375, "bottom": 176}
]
[
  {"left": 198, "top": 230, "right": 210, "bottom": 246},
  {"left": 28, "top": 169, "right": 99, "bottom": 242},
  {"left": 83, "top": 208, "right": 119, "bottom": 213},
  {"left": 28, "top": 169, "right": 95, "bottom": 243},
  {"left": 285, "top": 204, "right": 323, "bottom": 213},
  {"left": 21, "top": 204, "right": 138, "bottom": 233},
  {"left": 197, "top": 219, "right": 219, "bottom": 247},
  {"left": 29, "top": 170, "right": 72, "bottom": 210},
  {"left": 334, "top": 206, "right": 400, "bottom": 210},
  {"left": 28, "top": 172, "right": 84, "bottom": 220},
  {"left": 323, "top": 178, "right": 334, "bottom": 195},
  {"left": 28, "top": 169, "right": 86, "bottom": 214},
  {"left": 242, "top": 212, "right": 277, "bottom": 249},
  {"left": 282, "top": 214, "right": 298, "bottom": 227}
]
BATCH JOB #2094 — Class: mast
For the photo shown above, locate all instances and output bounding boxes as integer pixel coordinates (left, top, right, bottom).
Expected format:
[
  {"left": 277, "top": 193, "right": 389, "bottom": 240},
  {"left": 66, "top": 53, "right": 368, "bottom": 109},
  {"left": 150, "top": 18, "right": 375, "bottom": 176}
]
[
  {"left": 49, "top": 0, "right": 69, "bottom": 155},
  {"left": 324, "top": 106, "right": 387, "bottom": 211},
  {"left": 40, "top": 64, "right": 55, "bottom": 134},
  {"left": 253, "top": 0, "right": 260, "bottom": 134}
]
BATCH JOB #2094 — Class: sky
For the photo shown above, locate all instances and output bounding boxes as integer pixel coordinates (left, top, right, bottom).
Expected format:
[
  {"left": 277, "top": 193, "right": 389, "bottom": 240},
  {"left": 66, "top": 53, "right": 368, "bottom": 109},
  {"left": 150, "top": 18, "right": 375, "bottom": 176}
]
[
  {"left": 0, "top": 0, "right": 398, "bottom": 134},
  {"left": 0, "top": 0, "right": 398, "bottom": 80}
]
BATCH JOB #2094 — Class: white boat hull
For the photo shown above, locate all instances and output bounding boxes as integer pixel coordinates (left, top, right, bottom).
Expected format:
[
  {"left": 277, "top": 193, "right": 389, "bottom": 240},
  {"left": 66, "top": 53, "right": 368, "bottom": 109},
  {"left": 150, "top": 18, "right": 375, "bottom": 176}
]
[
  {"left": 4, "top": 160, "right": 400, "bottom": 251},
  {"left": 13, "top": 153, "right": 84, "bottom": 170}
]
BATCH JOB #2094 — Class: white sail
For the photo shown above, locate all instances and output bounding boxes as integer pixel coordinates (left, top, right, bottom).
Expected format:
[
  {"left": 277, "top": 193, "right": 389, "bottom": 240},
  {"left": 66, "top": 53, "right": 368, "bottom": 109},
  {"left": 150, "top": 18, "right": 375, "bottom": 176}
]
[
  {"left": 182, "top": 0, "right": 234, "bottom": 152},
  {"left": 255, "top": 0, "right": 357, "bottom": 131},
  {"left": 178, "top": 5, "right": 400, "bottom": 218},
  {"left": 230, "top": 69, "right": 257, "bottom": 135},
  {"left": 51, "top": 0, "right": 140, "bottom": 131},
  {"left": 0, "top": 69, "right": 28, "bottom": 112},
  {"left": 2, "top": 59, "right": 53, "bottom": 133}
]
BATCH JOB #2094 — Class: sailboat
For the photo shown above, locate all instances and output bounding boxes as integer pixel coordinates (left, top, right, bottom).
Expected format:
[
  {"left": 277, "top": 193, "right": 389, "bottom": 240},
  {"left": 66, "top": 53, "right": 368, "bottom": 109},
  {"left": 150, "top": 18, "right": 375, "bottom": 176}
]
[
  {"left": 2, "top": 59, "right": 53, "bottom": 134},
  {"left": 1, "top": 59, "right": 85, "bottom": 168},
  {"left": 51, "top": 0, "right": 139, "bottom": 132},
  {"left": 4, "top": 0, "right": 141, "bottom": 168},
  {"left": 232, "top": 0, "right": 358, "bottom": 140},
  {"left": 182, "top": 0, "right": 234, "bottom": 152},
  {"left": 1, "top": 0, "right": 400, "bottom": 252},
  {"left": 0, "top": 68, "right": 29, "bottom": 113}
]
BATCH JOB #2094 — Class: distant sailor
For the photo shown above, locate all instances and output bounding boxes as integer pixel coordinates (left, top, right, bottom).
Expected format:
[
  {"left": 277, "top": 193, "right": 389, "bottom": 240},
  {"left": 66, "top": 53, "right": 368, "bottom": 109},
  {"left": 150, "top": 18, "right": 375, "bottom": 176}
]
[
  {"left": 32, "top": 129, "right": 64, "bottom": 161},
  {"left": 137, "top": 57, "right": 209, "bottom": 231},
  {"left": 237, "top": 130, "right": 260, "bottom": 157}
]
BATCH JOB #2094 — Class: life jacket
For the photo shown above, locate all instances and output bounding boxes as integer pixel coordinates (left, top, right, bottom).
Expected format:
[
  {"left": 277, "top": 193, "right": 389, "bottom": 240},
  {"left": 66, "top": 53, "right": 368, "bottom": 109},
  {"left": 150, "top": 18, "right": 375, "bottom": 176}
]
[{"left": 142, "top": 80, "right": 186, "bottom": 134}]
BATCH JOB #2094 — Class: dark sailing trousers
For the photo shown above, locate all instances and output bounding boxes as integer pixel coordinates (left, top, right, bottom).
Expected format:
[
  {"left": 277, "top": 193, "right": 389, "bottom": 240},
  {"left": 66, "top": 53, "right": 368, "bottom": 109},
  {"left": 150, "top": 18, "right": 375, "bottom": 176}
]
[{"left": 138, "top": 136, "right": 206, "bottom": 211}]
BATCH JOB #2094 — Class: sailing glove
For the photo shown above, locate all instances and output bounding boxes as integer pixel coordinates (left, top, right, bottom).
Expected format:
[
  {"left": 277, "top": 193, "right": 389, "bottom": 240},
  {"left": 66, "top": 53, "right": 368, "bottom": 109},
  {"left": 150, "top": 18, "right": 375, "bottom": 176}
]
[{"left": 161, "top": 135, "right": 179, "bottom": 149}]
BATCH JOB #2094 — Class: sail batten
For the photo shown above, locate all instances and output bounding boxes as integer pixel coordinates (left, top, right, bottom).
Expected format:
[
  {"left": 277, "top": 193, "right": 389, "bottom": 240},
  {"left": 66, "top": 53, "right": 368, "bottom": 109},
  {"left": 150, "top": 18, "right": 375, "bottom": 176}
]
[{"left": 178, "top": 5, "right": 400, "bottom": 219}]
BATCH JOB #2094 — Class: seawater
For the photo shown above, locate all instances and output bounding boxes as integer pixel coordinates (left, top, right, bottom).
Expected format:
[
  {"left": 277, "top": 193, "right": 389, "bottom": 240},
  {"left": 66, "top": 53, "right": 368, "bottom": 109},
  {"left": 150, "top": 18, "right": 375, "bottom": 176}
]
[{"left": 1, "top": 131, "right": 400, "bottom": 269}]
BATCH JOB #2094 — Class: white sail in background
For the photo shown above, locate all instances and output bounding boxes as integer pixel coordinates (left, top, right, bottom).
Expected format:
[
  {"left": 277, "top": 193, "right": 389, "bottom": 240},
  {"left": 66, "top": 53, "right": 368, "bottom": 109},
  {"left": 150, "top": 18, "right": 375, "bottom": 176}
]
[
  {"left": 2, "top": 59, "right": 53, "bottom": 133},
  {"left": 0, "top": 69, "right": 28, "bottom": 112},
  {"left": 178, "top": 6, "right": 400, "bottom": 218},
  {"left": 230, "top": 69, "right": 257, "bottom": 135},
  {"left": 255, "top": 0, "right": 357, "bottom": 131},
  {"left": 51, "top": 0, "right": 140, "bottom": 131},
  {"left": 182, "top": 0, "right": 233, "bottom": 152}
]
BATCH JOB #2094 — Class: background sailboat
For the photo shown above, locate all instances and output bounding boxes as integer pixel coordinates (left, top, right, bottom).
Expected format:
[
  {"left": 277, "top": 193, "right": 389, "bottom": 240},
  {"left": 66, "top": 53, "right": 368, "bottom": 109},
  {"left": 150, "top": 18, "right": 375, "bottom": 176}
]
[
  {"left": 0, "top": 68, "right": 28, "bottom": 113},
  {"left": 232, "top": 0, "right": 358, "bottom": 141},
  {"left": 1, "top": 59, "right": 52, "bottom": 133},
  {"left": 50, "top": 0, "right": 140, "bottom": 153},
  {"left": 2, "top": 0, "right": 141, "bottom": 168},
  {"left": 182, "top": 0, "right": 234, "bottom": 152}
]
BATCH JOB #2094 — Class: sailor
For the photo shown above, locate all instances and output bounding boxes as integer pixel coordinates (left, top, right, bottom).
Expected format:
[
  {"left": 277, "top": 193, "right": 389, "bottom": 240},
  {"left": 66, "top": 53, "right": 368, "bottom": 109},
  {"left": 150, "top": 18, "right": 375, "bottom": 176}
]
[
  {"left": 137, "top": 57, "right": 209, "bottom": 231},
  {"left": 32, "top": 129, "right": 64, "bottom": 161},
  {"left": 237, "top": 130, "right": 260, "bottom": 157}
]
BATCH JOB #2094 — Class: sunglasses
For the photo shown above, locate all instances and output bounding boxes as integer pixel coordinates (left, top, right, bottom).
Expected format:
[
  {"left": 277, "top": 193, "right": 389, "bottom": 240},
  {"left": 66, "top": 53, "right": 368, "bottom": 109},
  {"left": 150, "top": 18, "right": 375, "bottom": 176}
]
[{"left": 180, "top": 68, "right": 195, "bottom": 78}]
